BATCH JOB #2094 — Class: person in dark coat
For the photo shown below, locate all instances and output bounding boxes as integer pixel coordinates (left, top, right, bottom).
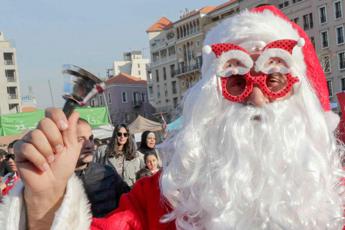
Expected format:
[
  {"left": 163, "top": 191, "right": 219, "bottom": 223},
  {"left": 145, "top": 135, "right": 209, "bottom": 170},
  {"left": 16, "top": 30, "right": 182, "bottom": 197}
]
[{"left": 75, "top": 118, "right": 130, "bottom": 217}]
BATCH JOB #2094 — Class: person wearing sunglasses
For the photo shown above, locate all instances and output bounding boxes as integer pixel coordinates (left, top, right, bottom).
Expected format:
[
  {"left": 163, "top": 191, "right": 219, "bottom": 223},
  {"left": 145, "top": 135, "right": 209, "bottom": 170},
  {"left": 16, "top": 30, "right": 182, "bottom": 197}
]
[
  {"left": 1, "top": 140, "right": 20, "bottom": 197},
  {"left": 94, "top": 124, "right": 140, "bottom": 187},
  {"left": 2, "top": 5, "right": 344, "bottom": 230}
]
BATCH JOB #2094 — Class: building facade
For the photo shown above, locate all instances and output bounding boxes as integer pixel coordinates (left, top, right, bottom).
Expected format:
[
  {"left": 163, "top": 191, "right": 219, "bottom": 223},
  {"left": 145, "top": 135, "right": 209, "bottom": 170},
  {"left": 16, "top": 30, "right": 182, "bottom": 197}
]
[
  {"left": 113, "top": 50, "right": 150, "bottom": 81},
  {"left": 146, "top": 17, "right": 179, "bottom": 118},
  {"left": 0, "top": 32, "right": 21, "bottom": 114},
  {"left": 89, "top": 72, "right": 155, "bottom": 125}
]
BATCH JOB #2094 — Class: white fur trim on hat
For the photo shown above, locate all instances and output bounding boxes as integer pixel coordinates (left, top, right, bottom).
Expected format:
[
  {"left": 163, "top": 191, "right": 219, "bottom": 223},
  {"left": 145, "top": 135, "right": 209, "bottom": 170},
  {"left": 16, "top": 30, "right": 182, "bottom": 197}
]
[
  {"left": 297, "top": 38, "right": 305, "bottom": 47},
  {"left": 203, "top": 45, "right": 213, "bottom": 55},
  {"left": 216, "top": 50, "right": 253, "bottom": 73},
  {"left": 255, "top": 48, "right": 293, "bottom": 74}
]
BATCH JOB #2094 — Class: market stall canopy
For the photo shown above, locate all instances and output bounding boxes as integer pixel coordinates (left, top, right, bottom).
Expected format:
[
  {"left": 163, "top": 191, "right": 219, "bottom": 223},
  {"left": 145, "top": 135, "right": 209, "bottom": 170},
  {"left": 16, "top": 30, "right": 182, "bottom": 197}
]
[
  {"left": 167, "top": 116, "right": 183, "bottom": 132},
  {"left": 128, "top": 115, "right": 162, "bottom": 134}
]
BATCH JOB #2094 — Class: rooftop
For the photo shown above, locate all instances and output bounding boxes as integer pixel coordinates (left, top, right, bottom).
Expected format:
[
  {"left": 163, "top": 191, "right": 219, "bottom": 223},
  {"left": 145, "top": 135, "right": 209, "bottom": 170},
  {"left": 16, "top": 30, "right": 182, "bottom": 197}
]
[{"left": 106, "top": 72, "right": 147, "bottom": 85}]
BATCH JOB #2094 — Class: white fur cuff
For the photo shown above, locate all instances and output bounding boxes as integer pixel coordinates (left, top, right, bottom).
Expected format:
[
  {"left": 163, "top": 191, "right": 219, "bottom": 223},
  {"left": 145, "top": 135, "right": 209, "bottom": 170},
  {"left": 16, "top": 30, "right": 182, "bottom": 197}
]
[{"left": 0, "top": 175, "right": 92, "bottom": 230}]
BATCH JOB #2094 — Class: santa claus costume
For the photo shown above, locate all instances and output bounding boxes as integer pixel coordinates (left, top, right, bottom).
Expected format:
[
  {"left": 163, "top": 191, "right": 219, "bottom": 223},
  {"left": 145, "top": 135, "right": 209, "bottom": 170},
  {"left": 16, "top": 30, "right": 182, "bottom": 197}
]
[{"left": 1, "top": 5, "right": 344, "bottom": 230}]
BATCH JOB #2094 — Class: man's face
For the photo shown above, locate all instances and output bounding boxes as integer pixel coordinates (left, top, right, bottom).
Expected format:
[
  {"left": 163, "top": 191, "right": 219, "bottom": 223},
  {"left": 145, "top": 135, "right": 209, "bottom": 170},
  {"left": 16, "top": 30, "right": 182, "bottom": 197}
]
[
  {"left": 76, "top": 121, "right": 94, "bottom": 170},
  {"left": 5, "top": 154, "right": 17, "bottom": 172}
]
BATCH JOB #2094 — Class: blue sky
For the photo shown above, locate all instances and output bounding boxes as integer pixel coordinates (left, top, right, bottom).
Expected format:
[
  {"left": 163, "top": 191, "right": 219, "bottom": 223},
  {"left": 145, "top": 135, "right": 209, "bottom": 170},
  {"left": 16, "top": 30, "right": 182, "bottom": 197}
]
[{"left": 0, "top": 0, "right": 227, "bottom": 109}]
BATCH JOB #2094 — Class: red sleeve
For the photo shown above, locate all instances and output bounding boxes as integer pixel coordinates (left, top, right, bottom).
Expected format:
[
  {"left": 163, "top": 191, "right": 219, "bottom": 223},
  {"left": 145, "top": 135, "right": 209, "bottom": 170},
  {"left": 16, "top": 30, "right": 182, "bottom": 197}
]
[
  {"left": 90, "top": 171, "right": 174, "bottom": 230},
  {"left": 91, "top": 178, "right": 147, "bottom": 230}
]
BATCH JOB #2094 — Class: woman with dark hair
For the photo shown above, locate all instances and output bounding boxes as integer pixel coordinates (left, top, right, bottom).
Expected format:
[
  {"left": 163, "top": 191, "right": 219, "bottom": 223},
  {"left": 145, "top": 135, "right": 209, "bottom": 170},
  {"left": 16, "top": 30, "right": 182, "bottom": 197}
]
[
  {"left": 137, "top": 131, "right": 161, "bottom": 168},
  {"left": 95, "top": 124, "right": 140, "bottom": 187}
]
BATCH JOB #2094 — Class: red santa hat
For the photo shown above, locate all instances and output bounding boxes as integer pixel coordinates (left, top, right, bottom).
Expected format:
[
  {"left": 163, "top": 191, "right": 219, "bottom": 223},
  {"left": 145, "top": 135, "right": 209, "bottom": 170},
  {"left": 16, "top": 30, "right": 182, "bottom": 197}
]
[{"left": 203, "top": 43, "right": 253, "bottom": 77}]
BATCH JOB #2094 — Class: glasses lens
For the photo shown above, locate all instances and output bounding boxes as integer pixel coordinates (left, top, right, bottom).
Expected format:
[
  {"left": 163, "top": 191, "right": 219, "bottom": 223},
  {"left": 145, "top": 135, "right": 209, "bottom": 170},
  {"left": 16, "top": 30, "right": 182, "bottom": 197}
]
[
  {"left": 226, "top": 75, "right": 247, "bottom": 96},
  {"left": 265, "top": 73, "right": 288, "bottom": 92},
  {"left": 6, "top": 154, "right": 15, "bottom": 161},
  {"left": 117, "top": 132, "right": 128, "bottom": 137}
]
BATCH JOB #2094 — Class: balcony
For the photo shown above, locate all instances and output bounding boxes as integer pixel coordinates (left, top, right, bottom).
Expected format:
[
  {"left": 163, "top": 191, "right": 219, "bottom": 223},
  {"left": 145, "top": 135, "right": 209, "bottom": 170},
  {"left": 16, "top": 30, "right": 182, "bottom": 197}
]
[
  {"left": 4, "top": 59, "right": 14, "bottom": 65},
  {"left": 6, "top": 76, "right": 16, "bottom": 82},
  {"left": 8, "top": 93, "right": 18, "bottom": 99},
  {"left": 174, "top": 63, "right": 201, "bottom": 77}
]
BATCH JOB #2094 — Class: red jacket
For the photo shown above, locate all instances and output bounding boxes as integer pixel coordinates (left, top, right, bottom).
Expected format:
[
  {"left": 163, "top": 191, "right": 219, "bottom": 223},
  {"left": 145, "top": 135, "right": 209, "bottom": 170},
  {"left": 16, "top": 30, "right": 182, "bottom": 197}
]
[
  {"left": 91, "top": 171, "right": 345, "bottom": 230},
  {"left": 91, "top": 171, "right": 175, "bottom": 230}
]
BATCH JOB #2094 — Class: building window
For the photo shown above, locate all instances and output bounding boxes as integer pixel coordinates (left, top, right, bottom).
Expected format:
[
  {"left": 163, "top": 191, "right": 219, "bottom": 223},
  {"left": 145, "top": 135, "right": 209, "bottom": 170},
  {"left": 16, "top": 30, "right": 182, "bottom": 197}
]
[
  {"left": 172, "top": 81, "right": 177, "bottom": 94},
  {"left": 321, "top": 30, "right": 329, "bottom": 48},
  {"left": 173, "top": 97, "right": 178, "bottom": 108},
  {"left": 3, "top": 53, "right": 14, "bottom": 65},
  {"left": 141, "top": 93, "right": 146, "bottom": 102},
  {"left": 156, "top": 69, "right": 159, "bottom": 82},
  {"left": 319, "top": 6, "right": 327, "bottom": 24},
  {"left": 138, "top": 70, "right": 141, "bottom": 76},
  {"left": 164, "top": 83, "right": 168, "bottom": 97},
  {"left": 152, "top": 52, "right": 159, "bottom": 62},
  {"left": 338, "top": 51, "right": 345, "bottom": 70},
  {"left": 157, "top": 85, "right": 160, "bottom": 98},
  {"left": 334, "top": 1, "right": 343, "bottom": 19},
  {"left": 108, "top": 93, "right": 112, "bottom": 104},
  {"left": 292, "top": 0, "right": 302, "bottom": 3},
  {"left": 121, "top": 92, "right": 127, "bottom": 103},
  {"left": 336, "top": 25, "right": 345, "bottom": 44},
  {"left": 303, "top": 13, "right": 313, "bottom": 30},
  {"left": 160, "top": 49, "right": 167, "bottom": 59},
  {"left": 342, "top": 78, "right": 345, "bottom": 91},
  {"left": 149, "top": 86, "right": 153, "bottom": 96},
  {"left": 137, "top": 64, "right": 140, "bottom": 68},
  {"left": 327, "top": 80, "right": 333, "bottom": 97},
  {"left": 170, "top": 64, "right": 175, "bottom": 77},
  {"left": 321, "top": 55, "right": 331, "bottom": 73},
  {"left": 310, "top": 36, "right": 315, "bottom": 47},
  {"left": 163, "top": 67, "right": 167, "bottom": 81},
  {"left": 168, "top": 46, "right": 175, "bottom": 56}
]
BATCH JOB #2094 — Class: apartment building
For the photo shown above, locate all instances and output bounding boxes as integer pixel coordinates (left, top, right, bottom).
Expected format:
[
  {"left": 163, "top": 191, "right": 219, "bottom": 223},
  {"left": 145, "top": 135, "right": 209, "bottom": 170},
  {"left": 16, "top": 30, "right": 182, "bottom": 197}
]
[
  {"left": 146, "top": 7, "right": 220, "bottom": 119},
  {"left": 146, "top": 17, "right": 179, "bottom": 117},
  {"left": 113, "top": 50, "right": 149, "bottom": 80},
  {"left": 89, "top": 72, "right": 155, "bottom": 125},
  {"left": 0, "top": 32, "right": 21, "bottom": 114}
]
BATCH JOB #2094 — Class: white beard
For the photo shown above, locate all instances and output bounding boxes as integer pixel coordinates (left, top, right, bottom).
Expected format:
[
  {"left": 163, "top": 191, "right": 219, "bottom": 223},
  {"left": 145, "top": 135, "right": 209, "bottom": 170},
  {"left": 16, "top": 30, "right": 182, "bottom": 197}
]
[{"left": 160, "top": 91, "right": 344, "bottom": 230}]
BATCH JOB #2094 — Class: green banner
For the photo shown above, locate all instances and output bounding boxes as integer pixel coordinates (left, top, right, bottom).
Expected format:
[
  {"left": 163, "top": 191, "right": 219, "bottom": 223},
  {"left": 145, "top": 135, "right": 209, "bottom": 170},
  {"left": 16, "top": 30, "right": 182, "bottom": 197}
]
[
  {"left": 76, "top": 107, "right": 109, "bottom": 128},
  {"left": 0, "top": 107, "right": 109, "bottom": 136}
]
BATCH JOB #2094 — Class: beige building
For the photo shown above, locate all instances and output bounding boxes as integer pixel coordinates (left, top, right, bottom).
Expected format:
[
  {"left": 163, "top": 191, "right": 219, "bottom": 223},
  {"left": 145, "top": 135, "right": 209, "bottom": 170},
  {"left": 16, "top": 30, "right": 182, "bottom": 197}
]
[
  {"left": 113, "top": 50, "right": 149, "bottom": 80},
  {"left": 146, "top": 17, "right": 179, "bottom": 117},
  {"left": 147, "top": 0, "right": 345, "bottom": 116},
  {"left": 0, "top": 32, "right": 21, "bottom": 114}
]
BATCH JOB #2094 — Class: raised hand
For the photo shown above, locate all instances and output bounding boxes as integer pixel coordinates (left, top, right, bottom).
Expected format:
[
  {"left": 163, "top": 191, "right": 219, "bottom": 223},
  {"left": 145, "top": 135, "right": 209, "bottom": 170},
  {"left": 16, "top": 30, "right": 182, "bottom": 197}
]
[{"left": 14, "top": 108, "right": 82, "bottom": 229}]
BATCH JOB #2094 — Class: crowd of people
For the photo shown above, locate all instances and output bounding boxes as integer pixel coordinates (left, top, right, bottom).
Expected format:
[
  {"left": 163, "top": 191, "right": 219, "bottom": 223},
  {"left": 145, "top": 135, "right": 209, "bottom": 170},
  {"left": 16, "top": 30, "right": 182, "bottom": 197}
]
[
  {"left": 0, "top": 4, "right": 345, "bottom": 230},
  {"left": 0, "top": 122, "right": 161, "bottom": 218}
]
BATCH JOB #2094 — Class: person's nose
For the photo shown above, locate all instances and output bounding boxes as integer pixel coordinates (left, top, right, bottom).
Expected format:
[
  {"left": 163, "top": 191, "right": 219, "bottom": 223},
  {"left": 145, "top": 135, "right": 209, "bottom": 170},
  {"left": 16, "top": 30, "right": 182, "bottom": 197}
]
[{"left": 246, "top": 85, "right": 269, "bottom": 107}]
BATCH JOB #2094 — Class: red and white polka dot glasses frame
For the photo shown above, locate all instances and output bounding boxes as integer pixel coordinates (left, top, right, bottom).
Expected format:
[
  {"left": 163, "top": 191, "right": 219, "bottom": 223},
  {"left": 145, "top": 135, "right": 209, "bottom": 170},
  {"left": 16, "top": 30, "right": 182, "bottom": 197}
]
[{"left": 211, "top": 39, "right": 300, "bottom": 103}]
